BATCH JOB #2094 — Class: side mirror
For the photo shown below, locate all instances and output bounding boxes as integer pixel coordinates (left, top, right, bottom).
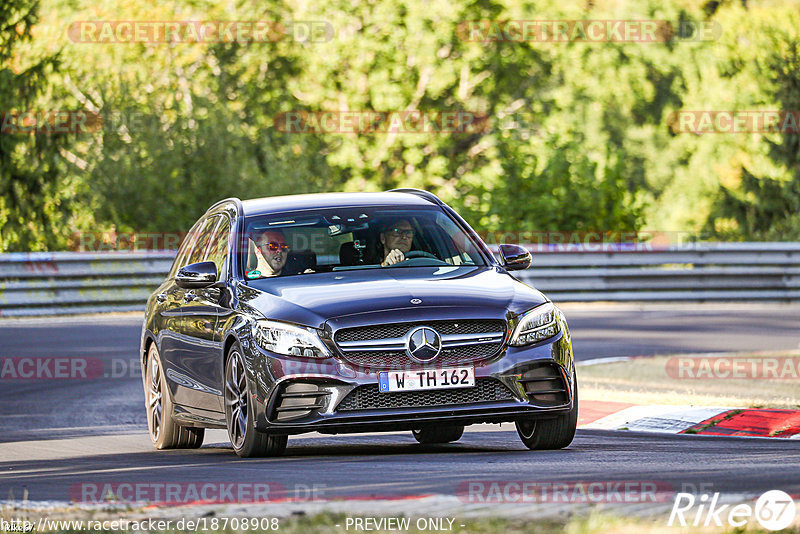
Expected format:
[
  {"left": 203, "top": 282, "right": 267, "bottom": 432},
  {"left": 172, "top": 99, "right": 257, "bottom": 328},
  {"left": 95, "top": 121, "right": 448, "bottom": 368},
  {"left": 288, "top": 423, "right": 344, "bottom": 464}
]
[
  {"left": 176, "top": 261, "right": 218, "bottom": 289},
  {"left": 498, "top": 244, "right": 532, "bottom": 271}
]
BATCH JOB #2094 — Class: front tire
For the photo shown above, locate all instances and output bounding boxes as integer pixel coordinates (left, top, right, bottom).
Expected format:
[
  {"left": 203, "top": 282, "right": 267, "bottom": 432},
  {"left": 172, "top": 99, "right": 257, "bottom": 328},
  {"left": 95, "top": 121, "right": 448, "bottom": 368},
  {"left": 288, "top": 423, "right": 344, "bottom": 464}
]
[
  {"left": 516, "top": 369, "right": 578, "bottom": 450},
  {"left": 145, "top": 343, "right": 204, "bottom": 449},
  {"left": 224, "top": 344, "right": 287, "bottom": 458},
  {"left": 412, "top": 424, "right": 464, "bottom": 444}
]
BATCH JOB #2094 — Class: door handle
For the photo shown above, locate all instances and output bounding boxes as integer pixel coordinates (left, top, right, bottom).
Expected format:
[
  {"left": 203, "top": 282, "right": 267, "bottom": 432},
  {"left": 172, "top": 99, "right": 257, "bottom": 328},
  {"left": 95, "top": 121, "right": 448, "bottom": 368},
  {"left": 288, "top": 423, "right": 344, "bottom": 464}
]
[
  {"left": 156, "top": 293, "right": 167, "bottom": 302},
  {"left": 184, "top": 292, "right": 196, "bottom": 302}
]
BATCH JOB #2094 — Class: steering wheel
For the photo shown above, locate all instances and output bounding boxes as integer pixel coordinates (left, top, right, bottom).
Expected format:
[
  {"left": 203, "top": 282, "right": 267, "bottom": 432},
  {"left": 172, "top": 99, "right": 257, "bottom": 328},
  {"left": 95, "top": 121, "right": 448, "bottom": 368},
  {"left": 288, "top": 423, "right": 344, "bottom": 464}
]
[{"left": 402, "top": 250, "right": 439, "bottom": 260}]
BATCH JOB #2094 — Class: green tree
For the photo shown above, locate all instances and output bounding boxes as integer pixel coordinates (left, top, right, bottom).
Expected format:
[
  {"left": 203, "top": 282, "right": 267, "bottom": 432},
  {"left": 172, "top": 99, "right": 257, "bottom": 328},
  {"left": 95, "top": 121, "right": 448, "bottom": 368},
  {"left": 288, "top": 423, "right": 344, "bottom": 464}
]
[
  {"left": 49, "top": 0, "right": 336, "bottom": 235},
  {"left": 0, "top": 0, "right": 83, "bottom": 251},
  {"left": 10, "top": 0, "right": 800, "bottom": 250},
  {"left": 711, "top": 32, "right": 800, "bottom": 239}
]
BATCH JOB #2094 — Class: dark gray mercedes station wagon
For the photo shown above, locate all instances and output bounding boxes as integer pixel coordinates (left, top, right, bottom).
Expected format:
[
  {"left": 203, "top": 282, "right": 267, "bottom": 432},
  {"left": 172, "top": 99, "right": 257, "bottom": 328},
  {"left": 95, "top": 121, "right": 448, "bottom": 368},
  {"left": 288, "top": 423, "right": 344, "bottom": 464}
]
[{"left": 141, "top": 189, "right": 577, "bottom": 457}]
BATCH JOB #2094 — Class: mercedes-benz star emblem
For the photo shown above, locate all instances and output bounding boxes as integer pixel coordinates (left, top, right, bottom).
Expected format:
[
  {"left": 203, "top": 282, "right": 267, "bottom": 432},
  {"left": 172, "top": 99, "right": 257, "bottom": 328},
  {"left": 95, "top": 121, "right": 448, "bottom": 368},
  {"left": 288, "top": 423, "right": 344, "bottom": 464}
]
[{"left": 406, "top": 326, "right": 442, "bottom": 362}]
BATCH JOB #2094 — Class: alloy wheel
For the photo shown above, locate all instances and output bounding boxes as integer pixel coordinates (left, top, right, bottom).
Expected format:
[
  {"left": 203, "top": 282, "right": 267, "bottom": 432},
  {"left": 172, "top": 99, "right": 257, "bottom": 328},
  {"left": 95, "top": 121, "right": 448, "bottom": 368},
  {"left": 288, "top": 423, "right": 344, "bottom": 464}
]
[
  {"left": 225, "top": 350, "right": 248, "bottom": 450},
  {"left": 147, "top": 348, "right": 163, "bottom": 441}
]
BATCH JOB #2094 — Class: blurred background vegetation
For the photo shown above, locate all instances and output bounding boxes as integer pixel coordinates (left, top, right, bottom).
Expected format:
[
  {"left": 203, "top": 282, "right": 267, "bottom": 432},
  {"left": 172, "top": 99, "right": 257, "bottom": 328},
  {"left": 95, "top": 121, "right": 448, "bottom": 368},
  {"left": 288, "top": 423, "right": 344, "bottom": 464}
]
[{"left": 1, "top": 0, "right": 799, "bottom": 251}]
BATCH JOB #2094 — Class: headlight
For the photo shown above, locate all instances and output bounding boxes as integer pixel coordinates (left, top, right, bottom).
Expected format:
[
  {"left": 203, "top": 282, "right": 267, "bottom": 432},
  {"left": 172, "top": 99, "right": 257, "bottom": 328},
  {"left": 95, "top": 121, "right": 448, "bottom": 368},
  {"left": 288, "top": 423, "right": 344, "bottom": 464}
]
[
  {"left": 253, "top": 320, "right": 332, "bottom": 359},
  {"left": 509, "top": 302, "right": 560, "bottom": 346}
]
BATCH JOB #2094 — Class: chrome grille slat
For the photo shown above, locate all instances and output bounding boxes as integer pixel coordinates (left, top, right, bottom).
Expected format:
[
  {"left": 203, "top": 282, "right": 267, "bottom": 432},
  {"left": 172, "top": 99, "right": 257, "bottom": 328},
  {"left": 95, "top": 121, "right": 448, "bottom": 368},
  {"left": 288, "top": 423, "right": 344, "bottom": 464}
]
[
  {"left": 441, "top": 336, "right": 504, "bottom": 348},
  {"left": 338, "top": 337, "right": 407, "bottom": 351}
]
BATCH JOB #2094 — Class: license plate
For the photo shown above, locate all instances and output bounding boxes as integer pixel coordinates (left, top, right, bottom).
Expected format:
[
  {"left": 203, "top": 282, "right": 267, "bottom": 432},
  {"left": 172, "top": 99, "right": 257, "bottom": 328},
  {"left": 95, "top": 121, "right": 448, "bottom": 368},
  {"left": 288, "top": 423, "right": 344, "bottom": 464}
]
[{"left": 378, "top": 367, "right": 475, "bottom": 393}]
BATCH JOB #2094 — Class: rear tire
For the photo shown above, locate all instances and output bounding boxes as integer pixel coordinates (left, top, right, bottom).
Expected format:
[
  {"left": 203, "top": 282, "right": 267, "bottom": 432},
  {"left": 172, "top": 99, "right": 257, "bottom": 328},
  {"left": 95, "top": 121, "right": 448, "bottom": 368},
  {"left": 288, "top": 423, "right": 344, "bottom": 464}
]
[
  {"left": 412, "top": 424, "right": 464, "bottom": 444},
  {"left": 145, "top": 343, "right": 205, "bottom": 449},
  {"left": 516, "top": 369, "right": 578, "bottom": 450},
  {"left": 225, "top": 344, "right": 288, "bottom": 458}
]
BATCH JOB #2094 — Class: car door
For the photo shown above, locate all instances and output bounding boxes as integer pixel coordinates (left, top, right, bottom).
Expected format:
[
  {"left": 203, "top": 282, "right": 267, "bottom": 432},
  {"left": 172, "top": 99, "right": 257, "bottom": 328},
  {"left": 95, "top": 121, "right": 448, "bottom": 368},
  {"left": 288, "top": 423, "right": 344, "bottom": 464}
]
[
  {"left": 177, "top": 214, "right": 231, "bottom": 413},
  {"left": 160, "top": 215, "right": 224, "bottom": 412},
  {"left": 156, "top": 217, "right": 204, "bottom": 385}
]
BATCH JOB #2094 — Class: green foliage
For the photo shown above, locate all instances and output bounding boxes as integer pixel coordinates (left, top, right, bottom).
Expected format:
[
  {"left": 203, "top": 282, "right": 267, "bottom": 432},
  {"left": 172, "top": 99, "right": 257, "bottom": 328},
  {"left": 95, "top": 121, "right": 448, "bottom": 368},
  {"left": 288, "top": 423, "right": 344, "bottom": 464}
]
[
  {"left": 0, "top": 0, "right": 85, "bottom": 251},
  {"left": 709, "top": 22, "right": 800, "bottom": 240},
  {"left": 3, "top": 0, "right": 800, "bottom": 250}
]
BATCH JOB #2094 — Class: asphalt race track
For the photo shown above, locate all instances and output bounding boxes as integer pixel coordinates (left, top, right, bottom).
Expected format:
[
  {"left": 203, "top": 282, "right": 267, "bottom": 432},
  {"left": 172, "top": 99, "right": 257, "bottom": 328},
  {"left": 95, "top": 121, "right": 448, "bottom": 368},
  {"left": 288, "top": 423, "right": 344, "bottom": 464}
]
[
  {"left": 1, "top": 304, "right": 799, "bottom": 511},
  {"left": 2, "top": 430, "right": 799, "bottom": 505}
]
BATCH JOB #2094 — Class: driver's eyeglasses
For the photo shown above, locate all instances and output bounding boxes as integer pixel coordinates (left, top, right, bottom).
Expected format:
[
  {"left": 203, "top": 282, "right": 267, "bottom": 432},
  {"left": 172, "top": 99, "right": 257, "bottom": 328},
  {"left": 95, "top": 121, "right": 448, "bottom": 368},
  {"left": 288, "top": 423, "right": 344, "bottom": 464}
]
[
  {"left": 260, "top": 242, "right": 289, "bottom": 252},
  {"left": 388, "top": 228, "right": 415, "bottom": 238}
]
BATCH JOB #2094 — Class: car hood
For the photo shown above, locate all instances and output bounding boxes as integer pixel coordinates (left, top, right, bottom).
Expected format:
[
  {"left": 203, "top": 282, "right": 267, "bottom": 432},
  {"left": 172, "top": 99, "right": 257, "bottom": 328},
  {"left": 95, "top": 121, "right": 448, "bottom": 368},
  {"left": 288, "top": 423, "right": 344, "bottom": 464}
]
[{"left": 239, "top": 266, "right": 547, "bottom": 329}]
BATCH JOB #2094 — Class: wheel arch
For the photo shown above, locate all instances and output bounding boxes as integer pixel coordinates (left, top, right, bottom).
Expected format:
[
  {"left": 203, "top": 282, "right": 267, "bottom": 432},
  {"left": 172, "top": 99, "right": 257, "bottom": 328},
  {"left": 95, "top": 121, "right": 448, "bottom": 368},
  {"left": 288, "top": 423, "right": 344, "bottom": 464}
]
[
  {"left": 142, "top": 331, "right": 157, "bottom": 367},
  {"left": 223, "top": 333, "right": 239, "bottom": 361}
]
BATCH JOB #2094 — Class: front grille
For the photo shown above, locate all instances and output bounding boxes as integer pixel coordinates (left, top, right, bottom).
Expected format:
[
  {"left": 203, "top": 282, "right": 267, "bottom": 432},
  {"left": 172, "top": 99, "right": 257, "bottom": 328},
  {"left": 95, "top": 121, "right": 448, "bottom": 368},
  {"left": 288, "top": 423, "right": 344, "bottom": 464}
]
[
  {"left": 336, "top": 378, "right": 517, "bottom": 411},
  {"left": 334, "top": 320, "right": 506, "bottom": 369},
  {"left": 336, "top": 320, "right": 504, "bottom": 342}
]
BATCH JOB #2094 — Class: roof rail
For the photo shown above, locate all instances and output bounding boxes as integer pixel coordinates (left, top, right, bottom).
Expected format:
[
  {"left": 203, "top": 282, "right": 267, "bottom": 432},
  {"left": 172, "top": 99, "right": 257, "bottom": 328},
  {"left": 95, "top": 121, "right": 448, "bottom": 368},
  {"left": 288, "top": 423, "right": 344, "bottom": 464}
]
[{"left": 387, "top": 188, "right": 443, "bottom": 205}]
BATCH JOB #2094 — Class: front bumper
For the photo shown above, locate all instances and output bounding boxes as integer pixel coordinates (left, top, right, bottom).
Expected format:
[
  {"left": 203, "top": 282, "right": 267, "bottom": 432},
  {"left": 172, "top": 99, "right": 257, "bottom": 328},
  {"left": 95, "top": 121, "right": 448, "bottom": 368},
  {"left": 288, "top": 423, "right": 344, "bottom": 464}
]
[{"left": 240, "top": 328, "right": 575, "bottom": 435}]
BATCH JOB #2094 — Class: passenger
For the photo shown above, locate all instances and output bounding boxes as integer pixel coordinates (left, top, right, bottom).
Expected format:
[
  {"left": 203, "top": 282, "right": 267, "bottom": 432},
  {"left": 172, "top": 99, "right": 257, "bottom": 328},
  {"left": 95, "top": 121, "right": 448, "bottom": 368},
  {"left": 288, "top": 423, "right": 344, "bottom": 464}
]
[
  {"left": 252, "top": 230, "right": 289, "bottom": 277},
  {"left": 379, "top": 219, "right": 415, "bottom": 266}
]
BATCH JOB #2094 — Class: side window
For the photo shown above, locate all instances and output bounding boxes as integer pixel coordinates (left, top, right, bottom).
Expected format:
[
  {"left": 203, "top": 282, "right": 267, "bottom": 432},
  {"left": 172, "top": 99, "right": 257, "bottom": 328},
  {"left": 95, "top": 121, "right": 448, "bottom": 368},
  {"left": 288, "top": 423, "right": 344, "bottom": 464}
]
[
  {"left": 168, "top": 218, "right": 205, "bottom": 278},
  {"left": 187, "top": 216, "right": 219, "bottom": 266},
  {"left": 205, "top": 216, "right": 231, "bottom": 280}
]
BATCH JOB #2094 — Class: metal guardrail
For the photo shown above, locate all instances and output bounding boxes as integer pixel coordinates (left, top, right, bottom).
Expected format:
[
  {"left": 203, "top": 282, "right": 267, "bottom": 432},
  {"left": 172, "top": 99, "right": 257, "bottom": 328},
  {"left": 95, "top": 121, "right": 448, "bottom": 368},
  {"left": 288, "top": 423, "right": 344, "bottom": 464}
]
[
  {"left": 0, "top": 251, "right": 175, "bottom": 316},
  {"left": 0, "top": 243, "right": 798, "bottom": 316},
  {"left": 511, "top": 242, "right": 800, "bottom": 302}
]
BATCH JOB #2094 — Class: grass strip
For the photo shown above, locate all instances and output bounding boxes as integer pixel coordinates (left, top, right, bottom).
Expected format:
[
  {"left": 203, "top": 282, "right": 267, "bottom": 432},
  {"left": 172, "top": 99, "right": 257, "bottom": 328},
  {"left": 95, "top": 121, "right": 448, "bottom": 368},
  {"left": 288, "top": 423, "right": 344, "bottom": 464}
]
[{"left": 578, "top": 352, "right": 800, "bottom": 409}]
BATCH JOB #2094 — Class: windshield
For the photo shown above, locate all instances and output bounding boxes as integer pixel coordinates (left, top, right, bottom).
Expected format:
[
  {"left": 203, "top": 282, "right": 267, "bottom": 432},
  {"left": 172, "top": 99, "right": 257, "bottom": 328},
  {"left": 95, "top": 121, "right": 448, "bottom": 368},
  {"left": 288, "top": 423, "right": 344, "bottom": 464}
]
[{"left": 240, "top": 206, "right": 487, "bottom": 279}]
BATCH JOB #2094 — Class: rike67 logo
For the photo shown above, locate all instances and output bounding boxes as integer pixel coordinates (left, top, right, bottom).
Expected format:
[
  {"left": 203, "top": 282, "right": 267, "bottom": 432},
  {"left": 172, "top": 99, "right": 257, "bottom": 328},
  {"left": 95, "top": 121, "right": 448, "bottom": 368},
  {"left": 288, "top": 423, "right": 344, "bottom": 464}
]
[{"left": 669, "top": 490, "right": 796, "bottom": 530}]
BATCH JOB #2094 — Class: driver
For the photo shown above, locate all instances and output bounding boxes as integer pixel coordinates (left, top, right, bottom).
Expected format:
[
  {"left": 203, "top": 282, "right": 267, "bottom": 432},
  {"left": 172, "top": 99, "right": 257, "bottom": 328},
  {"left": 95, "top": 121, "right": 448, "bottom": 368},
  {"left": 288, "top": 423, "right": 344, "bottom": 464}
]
[{"left": 379, "top": 219, "right": 415, "bottom": 266}]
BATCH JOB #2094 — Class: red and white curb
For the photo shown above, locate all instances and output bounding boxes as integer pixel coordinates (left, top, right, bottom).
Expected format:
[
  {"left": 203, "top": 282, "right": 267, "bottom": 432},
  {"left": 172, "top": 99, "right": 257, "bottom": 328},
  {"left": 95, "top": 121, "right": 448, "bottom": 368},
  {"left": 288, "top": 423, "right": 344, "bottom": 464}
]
[{"left": 579, "top": 402, "right": 800, "bottom": 438}]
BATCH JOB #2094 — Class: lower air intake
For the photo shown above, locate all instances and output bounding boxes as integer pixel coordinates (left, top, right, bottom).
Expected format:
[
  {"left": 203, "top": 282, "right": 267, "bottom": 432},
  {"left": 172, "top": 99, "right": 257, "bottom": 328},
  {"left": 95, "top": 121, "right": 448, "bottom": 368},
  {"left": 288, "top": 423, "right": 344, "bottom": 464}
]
[{"left": 335, "top": 378, "right": 516, "bottom": 411}]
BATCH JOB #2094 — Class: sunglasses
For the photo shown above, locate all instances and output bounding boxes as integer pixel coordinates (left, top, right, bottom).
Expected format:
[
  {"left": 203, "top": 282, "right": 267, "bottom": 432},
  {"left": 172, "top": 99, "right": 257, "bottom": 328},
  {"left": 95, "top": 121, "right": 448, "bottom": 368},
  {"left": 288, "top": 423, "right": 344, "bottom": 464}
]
[
  {"left": 388, "top": 228, "right": 415, "bottom": 238},
  {"left": 259, "top": 242, "right": 289, "bottom": 252}
]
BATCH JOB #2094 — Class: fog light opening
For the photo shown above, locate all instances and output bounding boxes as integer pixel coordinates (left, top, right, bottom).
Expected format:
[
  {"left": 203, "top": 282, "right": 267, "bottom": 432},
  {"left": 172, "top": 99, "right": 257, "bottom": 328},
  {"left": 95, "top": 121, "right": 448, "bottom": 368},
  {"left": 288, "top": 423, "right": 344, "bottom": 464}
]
[
  {"left": 517, "top": 364, "right": 569, "bottom": 407},
  {"left": 272, "top": 382, "right": 331, "bottom": 422}
]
